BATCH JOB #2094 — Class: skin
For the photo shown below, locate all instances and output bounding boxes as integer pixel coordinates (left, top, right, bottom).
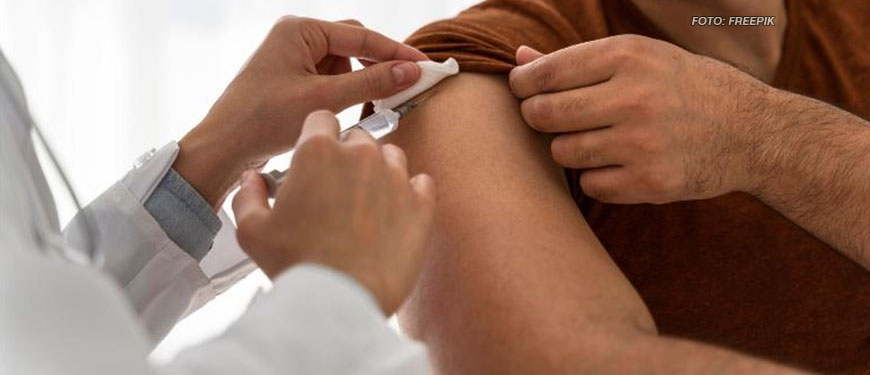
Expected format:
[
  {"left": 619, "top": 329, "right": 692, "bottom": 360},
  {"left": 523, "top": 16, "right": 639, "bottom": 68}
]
[
  {"left": 174, "top": 17, "right": 428, "bottom": 208},
  {"left": 171, "top": 16, "right": 440, "bottom": 310},
  {"left": 393, "top": 0, "right": 860, "bottom": 372},
  {"left": 510, "top": 34, "right": 870, "bottom": 270},
  {"left": 391, "top": 73, "right": 808, "bottom": 374},
  {"left": 232, "top": 111, "right": 436, "bottom": 314}
]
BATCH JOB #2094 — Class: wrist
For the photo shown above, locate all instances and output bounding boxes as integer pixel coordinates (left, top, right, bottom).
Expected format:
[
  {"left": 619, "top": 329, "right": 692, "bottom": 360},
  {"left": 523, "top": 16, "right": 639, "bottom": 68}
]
[
  {"left": 175, "top": 123, "right": 257, "bottom": 208},
  {"left": 734, "top": 86, "right": 791, "bottom": 198}
]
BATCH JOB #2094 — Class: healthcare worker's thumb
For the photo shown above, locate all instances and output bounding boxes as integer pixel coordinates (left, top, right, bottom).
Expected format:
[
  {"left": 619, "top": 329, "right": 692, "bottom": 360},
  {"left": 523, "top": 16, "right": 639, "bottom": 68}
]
[
  {"left": 232, "top": 171, "right": 271, "bottom": 247},
  {"left": 334, "top": 61, "right": 421, "bottom": 108}
]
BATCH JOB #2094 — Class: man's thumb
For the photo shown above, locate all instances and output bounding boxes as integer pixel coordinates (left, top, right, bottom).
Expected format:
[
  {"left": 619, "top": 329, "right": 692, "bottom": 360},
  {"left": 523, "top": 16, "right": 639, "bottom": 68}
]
[
  {"left": 333, "top": 61, "right": 420, "bottom": 108},
  {"left": 516, "top": 45, "right": 544, "bottom": 66}
]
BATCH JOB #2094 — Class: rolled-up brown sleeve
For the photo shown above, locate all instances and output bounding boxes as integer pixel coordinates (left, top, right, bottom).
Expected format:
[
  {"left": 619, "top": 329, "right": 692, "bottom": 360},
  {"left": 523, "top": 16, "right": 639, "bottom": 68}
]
[{"left": 406, "top": 0, "right": 588, "bottom": 73}]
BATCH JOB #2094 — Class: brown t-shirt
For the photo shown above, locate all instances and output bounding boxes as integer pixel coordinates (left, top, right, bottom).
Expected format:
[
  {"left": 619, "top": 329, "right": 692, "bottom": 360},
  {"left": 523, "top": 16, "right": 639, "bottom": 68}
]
[{"left": 404, "top": 0, "right": 870, "bottom": 373}]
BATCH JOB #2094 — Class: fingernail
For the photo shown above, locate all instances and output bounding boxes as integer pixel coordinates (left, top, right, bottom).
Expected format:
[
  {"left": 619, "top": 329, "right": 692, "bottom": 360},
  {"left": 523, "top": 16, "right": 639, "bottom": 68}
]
[
  {"left": 516, "top": 45, "right": 544, "bottom": 66},
  {"left": 518, "top": 45, "right": 541, "bottom": 54},
  {"left": 392, "top": 62, "right": 417, "bottom": 87}
]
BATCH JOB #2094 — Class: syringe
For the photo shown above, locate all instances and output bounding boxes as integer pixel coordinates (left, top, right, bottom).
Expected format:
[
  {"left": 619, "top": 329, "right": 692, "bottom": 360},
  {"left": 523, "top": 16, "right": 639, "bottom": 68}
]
[{"left": 260, "top": 99, "right": 421, "bottom": 198}]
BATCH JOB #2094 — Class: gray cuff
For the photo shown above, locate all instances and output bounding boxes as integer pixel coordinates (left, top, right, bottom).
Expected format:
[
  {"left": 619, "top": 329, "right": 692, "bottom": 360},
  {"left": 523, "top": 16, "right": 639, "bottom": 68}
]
[{"left": 144, "top": 168, "right": 221, "bottom": 261}]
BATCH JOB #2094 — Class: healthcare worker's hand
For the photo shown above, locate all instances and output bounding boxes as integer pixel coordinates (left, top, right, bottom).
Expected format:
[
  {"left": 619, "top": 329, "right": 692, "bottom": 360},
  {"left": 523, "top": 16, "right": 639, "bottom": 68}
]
[
  {"left": 176, "top": 17, "right": 428, "bottom": 207},
  {"left": 232, "top": 110, "right": 437, "bottom": 315},
  {"left": 509, "top": 35, "right": 778, "bottom": 204}
]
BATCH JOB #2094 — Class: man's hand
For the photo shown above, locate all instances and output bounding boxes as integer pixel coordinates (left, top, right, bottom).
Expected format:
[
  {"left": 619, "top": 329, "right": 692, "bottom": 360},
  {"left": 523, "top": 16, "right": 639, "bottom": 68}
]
[
  {"left": 232, "top": 110, "right": 437, "bottom": 315},
  {"left": 176, "top": 17, "right": 428, "bottom": 207},
  {"left": 509, "top": 35, "right": 776, "bottom": 204}
]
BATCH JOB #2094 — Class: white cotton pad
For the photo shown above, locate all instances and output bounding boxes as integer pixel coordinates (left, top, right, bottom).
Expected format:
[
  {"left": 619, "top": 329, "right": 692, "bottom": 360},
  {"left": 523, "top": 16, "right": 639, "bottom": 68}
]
[{"left": 373, "top": 57, "right": 459, "bottom": 112}]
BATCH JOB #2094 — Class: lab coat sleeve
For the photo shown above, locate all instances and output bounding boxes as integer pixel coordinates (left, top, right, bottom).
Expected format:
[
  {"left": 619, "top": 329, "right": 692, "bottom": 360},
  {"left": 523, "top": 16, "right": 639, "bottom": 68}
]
[
  {"left": 64, "top": 142, "right": 256, "bottom": 345},
  {"left": 165, "top": 264, "right": 430, "bottom": 375}
]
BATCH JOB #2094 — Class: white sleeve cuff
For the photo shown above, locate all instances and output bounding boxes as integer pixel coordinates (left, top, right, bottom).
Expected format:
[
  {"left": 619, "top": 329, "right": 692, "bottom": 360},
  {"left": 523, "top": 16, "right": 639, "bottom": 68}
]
[{"left": 65, "top": 142, "right": 254, "bottom": 345}]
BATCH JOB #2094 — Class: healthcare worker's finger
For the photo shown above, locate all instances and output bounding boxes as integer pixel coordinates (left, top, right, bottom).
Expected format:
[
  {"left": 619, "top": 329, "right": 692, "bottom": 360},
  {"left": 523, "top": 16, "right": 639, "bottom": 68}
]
[
  {"left": 515, "top": 45, "right": 545, "bottom": 66},
  {"left": 343, "top": 127, "right": 376, "bottom": 143},
  {"left": 313, "top": 20, "right": 364, "bottom": 74},
  {"left": 296, "top": 110, "right": 341, "bottom": 147},
  {"left": 510, "top": 37, "right": 624, "bottom": 98},
  {"left": 331, "top": 61, "right": 421, "bottom": 108},
  {"left": 382, "top": 144, "right": 410, "bottom": 182},
  {"left": 311, "top": 20, "right": 428, "bottom": 63},
  {"left": 232, "top": 171, "right": 271, "bottom": 247},
  {"left": 336, "top": 19, "right": 363, "bottom": 27},
  {"left": 334, "top": 20, "right": 378, "bottom": 68},
  {"left": 410, "top": 173, "right": 437, "bottom": 211}
]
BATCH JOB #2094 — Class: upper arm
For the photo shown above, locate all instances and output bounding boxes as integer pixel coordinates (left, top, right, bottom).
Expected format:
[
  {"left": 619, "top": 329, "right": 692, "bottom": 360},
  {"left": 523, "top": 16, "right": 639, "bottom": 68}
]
[{"left": 386, "top": 73, "right": 655, "bottom": 374}]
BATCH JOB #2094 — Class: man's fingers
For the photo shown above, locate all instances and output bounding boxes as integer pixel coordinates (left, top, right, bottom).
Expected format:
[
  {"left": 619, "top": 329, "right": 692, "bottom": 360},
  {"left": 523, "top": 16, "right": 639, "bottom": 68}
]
[
  {"left": 316, "top": 20, "right": 428, "bottom": 62},
  {"left": 330, "top": 61, "right": 421, "bottom": 109},
  {"left": 515, "top": 45, "right": 545, "bottom": 66},
  {"left": 382, "top": 144, "right": 410, "bottom": 182},
  {"left": 296, "top": 110, "right": 340, "bottom": 146},
  {"left": 520, "top": 83, "right": 622, "bottom": 133},
  {"left": 551, "top": 130, "right": 621, "bottom": 169},
  {"left": 510, "top": 36, "right": 632, "bottom": 98},
  {"left": 232, "top": 171, "right": 272, "bottom": 246},
  {"left": 578, "top": 167, "right": 633, "bottom": 203}
]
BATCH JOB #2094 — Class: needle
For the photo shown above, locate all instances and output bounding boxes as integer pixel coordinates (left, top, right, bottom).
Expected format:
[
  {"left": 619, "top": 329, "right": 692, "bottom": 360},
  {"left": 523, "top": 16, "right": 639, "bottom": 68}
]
[{"left": 259, "top": 92, "right": 435, "bottom": 198}]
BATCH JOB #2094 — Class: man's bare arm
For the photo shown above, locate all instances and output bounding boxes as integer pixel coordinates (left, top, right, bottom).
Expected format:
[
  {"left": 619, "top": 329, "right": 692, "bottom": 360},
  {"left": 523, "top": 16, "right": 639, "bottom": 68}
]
[
  {"left": 388, "top": 73, "right": 807, "bottom": 374},
  {"left": 748, "top": 92, "right": 870, "bottom": 268}
]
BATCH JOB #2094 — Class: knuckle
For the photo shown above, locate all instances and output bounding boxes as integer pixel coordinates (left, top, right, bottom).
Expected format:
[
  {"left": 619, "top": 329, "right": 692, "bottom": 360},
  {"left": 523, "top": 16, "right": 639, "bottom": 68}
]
[
  {"left": 295, "top": 17, "right": 318, "bottom": 31},
  {"left": 635, "top": 130, "right": 664, "bottom": 155},
  {"left": 297, "top": 134, "right": 336, "bottom": 156},
  {"left": 559, "top": 93, "right": 587, "bottom": 115},
  {"left": 625, "top": 88, "right": 658, "bottom": 119},
  {"left": 640, "top": 167, "right": 677, "bottom": 195},
  {"left": 573, "top": 146, "right": 601, "bottom": 167},
  {"left": 362, "top": 70, "right": 387, "bottom": 95},
  {"left": 660, "top": 92, "right": 683, "bottom": 112},
  {"left": 529, "top": 58, "right": 556, "bottom": 91},
  {"left": 274, "top": 15, "right": 303, "bottom": 32},
  {"left": 349, "top": 140, "right": 382, "bottom": 162},
  {"left": 551, "top": 137, "right": 597, "bottom": 167},
  {"left": 612, "top": 35, "right": 647, "bottom": 67},
  {"left": 625, "top": 128, "right": 651, "bottom": 149},
  {"left": 617, "top": 34, "right": 647, "bottom": 52},
  {"left": 579, "top": 173, "right": 618, "bottom": 202},
  {"left": 566, "top": 51, "right": 590, "bottom": 72}
]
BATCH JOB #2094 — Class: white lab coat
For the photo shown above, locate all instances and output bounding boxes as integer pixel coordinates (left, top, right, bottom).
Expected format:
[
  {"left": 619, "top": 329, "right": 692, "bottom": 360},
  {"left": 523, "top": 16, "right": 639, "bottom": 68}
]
[{"left": 0, "top": 52, "right": 428, "bottom": 374}]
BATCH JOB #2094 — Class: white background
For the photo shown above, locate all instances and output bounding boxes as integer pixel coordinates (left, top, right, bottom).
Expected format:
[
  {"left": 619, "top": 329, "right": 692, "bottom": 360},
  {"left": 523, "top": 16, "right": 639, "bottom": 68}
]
[{"left": 0, "top": 0, "right": 477, "bottom": 363}]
